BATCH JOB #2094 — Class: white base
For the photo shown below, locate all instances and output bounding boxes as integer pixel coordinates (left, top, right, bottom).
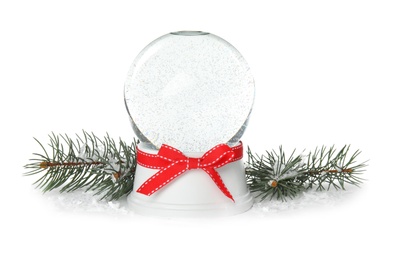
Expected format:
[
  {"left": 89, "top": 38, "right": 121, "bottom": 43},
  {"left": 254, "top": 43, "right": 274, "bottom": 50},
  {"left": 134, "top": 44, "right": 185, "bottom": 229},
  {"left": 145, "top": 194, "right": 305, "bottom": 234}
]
[{"left": 127, "top": 143, "right": 253, "bottom": 218}]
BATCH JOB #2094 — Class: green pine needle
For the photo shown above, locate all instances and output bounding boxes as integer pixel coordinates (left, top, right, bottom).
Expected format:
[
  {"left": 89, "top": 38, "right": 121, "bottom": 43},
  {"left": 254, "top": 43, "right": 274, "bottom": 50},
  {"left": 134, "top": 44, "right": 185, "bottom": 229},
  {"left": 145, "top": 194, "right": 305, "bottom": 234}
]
[
  {"left": 245, "top": 145, "right": 367, "bottom": 202},
  {"left": 24, "top": 131, "right": 137, "bottom": 201}
]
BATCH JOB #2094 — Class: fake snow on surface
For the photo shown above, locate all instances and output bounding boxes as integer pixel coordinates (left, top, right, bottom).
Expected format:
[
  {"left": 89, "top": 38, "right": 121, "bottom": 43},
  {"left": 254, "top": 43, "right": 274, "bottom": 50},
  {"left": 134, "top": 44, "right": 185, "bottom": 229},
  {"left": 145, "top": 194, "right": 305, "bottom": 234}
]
[
  {"left": 40, "top": 187, "right": 359, "bottom": 217},
  {"left": 43, "top": 189, "right": 131, "bottom": 215},
  {"left": 250, "top": 188, "right": 357, "bottom": 215}
]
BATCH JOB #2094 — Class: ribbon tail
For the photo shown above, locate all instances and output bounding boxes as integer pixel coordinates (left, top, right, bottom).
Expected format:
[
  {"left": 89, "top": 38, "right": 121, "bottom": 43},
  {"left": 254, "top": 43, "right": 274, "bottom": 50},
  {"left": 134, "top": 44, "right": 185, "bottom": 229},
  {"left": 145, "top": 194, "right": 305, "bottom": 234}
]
[
  {"left": 203, "top": 168, "right": 235, "bottom": 202},
  {"left": 136, "top": 163, "right": 187, "bottom": 196}
]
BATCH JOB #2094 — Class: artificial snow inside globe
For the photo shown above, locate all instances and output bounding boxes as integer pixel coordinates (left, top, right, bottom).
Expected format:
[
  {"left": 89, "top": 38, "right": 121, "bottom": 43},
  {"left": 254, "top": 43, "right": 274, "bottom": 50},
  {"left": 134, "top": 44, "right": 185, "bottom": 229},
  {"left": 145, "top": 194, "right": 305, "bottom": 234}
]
[{"left": 124, "top": 31, "right": 255, "bottom": 217}]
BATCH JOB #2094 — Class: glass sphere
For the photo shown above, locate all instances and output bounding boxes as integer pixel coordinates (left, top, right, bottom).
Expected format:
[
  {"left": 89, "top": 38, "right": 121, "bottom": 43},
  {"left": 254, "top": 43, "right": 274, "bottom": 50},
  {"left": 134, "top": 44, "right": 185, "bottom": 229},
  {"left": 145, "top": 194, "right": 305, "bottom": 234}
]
[{"left": 124, "top": 31, "right": 255, "bottom": 152}]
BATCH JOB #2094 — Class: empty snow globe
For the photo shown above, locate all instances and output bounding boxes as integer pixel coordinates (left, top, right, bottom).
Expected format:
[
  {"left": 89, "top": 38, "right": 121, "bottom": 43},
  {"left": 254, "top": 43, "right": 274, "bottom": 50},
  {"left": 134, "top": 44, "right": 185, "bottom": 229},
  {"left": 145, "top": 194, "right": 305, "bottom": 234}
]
[{"left": 124, "top": 31, "right": 255, "bottom": 217}]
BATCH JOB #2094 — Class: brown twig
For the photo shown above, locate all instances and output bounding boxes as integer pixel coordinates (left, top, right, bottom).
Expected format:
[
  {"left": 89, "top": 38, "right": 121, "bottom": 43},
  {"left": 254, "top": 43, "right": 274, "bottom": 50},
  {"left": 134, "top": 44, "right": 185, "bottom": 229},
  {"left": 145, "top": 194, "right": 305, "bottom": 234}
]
[{"left": 39, "top": 161, "right": 104, "bottom": 169}]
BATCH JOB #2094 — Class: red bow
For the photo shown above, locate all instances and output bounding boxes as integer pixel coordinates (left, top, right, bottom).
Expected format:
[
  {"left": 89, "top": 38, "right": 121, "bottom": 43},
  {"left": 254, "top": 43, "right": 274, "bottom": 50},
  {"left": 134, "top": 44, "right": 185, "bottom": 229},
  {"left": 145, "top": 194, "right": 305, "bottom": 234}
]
[{"left": 136, "top": 142, "right": 243, "bottom": 202}]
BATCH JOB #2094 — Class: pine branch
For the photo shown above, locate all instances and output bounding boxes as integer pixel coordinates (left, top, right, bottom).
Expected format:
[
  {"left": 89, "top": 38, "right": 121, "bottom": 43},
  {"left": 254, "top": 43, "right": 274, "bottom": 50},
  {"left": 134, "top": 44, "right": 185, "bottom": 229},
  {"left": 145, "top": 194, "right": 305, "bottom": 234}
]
[
  {"left": 245, "top": 145, "right": 367, "bottom": 202},
  {"left": 24, "top": 131, "right": 137, "bottom": 201}
]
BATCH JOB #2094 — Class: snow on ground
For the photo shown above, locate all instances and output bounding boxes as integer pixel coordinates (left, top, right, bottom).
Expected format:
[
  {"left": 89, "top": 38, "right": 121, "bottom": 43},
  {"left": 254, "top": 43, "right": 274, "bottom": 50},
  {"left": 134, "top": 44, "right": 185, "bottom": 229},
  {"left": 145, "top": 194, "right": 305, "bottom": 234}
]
[{"left": 40, "top": 186, "right": 360, "bottom": 218}]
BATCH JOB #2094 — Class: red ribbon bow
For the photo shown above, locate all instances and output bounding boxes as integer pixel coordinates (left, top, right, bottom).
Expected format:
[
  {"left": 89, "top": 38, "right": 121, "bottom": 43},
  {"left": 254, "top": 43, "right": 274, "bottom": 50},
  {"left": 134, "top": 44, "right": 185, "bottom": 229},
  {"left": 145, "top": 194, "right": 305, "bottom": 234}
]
[{"left": 136, "top": 142, "right": 243, "bottom": 202}]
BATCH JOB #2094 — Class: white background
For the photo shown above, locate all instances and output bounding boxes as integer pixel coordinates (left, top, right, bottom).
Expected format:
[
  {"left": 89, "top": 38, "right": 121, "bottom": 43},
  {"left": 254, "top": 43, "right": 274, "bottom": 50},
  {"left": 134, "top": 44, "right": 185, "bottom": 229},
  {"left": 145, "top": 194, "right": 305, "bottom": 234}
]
[{"left": 1, "top": 0, "right": 398, "bottom": 259}]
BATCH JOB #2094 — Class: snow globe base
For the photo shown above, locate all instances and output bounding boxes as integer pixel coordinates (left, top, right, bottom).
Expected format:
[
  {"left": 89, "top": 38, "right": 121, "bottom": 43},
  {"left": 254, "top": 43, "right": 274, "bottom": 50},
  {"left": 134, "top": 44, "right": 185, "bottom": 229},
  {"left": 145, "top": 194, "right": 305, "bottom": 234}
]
[{"left": 127, "top": 142, "right": 253, "bottom": 218}]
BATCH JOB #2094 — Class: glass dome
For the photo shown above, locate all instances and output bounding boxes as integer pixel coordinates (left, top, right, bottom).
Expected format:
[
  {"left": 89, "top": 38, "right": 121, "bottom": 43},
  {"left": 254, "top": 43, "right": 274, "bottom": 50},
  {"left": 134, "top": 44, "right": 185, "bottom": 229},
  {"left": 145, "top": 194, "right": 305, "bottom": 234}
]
[{"left": 124, "top": 31, "right": 255, "bottom": 152}]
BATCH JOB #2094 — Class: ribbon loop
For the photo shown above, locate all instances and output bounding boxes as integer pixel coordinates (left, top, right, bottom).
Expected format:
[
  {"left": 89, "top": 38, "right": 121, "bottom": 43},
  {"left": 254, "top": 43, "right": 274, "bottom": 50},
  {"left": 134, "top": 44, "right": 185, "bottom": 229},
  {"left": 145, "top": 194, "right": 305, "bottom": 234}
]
[{"left": 136, "top": 142, "right": 243, "bottom": 202}]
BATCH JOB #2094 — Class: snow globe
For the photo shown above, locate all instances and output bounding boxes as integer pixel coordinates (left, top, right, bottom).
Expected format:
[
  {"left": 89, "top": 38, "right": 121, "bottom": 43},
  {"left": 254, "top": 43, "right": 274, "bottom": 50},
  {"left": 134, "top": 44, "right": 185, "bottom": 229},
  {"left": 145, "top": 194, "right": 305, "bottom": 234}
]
[{"left": 124, "top": 31, "right": 255, "bottom": 217}]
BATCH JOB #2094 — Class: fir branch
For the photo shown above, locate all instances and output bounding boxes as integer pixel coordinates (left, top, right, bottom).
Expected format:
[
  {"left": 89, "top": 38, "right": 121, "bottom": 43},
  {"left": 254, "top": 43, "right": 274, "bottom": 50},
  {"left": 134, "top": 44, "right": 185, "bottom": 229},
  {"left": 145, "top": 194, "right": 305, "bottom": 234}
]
[
  {"left": 24, "top": 131, "right": 137, "bottom": 201},
  {"left": 246, "top": 145, "right": 367, "bottom": 202}
]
